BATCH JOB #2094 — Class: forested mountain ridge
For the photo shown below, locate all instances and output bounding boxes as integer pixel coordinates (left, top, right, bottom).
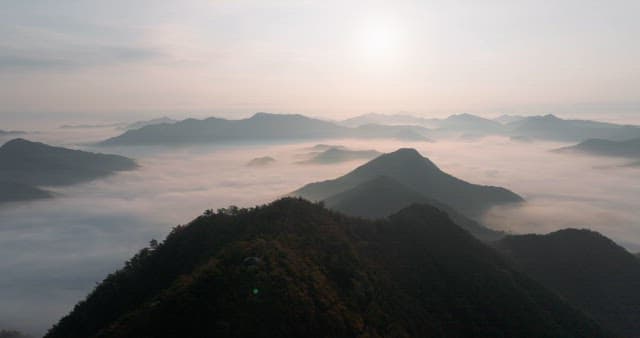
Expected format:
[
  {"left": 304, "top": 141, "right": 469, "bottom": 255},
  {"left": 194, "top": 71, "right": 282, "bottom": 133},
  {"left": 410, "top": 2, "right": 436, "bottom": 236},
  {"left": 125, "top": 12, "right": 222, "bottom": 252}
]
[
  {"left": 496, "top": 229, "right": 640, "bottom": 337},
  {"left": 46, "top": 198, "right": 608, "bottom": 338}
]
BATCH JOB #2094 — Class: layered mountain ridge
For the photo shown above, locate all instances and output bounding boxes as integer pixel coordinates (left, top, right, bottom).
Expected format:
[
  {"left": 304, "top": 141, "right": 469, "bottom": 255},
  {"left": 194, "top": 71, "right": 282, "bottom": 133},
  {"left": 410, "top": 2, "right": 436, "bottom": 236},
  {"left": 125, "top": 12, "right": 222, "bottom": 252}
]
[
  {"left": 46, "top": 198, "right": 608, "bottom": 338},
  {"left": 293, "top": 148, "right": 523, "bottom": 219}
]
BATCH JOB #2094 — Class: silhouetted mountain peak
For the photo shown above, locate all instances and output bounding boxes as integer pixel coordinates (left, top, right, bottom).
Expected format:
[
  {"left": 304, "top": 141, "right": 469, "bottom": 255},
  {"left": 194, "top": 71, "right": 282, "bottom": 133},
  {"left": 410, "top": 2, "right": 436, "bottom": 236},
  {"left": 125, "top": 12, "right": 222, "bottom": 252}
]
[
  {"left": 387, "top": 147, "right": 421, "bottom": 157},
  {"left": 2, "top": 138, "right": 35, "bottom": 149},
  {"left": 1, "top": 138, "right": 60, "bottom": 156},
  {"left": 369, "top": 148, "right": 439, "bottom": 170},
  {"left": 348, "top": 148, "right": 443, "bottom": 181},
  {"left": 293, "top": 148, "right": 522, "bottom": 218}
]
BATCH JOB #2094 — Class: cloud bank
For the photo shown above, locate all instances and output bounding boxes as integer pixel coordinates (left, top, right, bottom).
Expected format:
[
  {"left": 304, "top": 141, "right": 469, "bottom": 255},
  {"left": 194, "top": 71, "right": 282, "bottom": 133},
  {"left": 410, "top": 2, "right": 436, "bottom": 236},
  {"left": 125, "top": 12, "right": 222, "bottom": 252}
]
[{"left": 1, "top": 135, "right": 639, "bottom": 335}]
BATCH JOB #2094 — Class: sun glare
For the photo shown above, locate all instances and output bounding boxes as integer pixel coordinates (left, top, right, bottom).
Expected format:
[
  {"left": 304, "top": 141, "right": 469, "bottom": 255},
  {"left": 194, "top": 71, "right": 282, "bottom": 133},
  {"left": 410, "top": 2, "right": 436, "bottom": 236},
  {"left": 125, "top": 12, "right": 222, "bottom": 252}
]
[{"left": 354, "top": 16, "right": 405, "bottom": 66}]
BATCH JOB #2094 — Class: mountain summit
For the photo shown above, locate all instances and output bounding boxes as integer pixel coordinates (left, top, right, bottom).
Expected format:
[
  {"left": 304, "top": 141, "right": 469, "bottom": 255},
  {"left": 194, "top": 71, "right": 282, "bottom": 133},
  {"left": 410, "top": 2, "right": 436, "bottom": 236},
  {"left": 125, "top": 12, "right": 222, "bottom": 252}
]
[{"left": 293, "top": 148, "right": 523, "bottom": 218}]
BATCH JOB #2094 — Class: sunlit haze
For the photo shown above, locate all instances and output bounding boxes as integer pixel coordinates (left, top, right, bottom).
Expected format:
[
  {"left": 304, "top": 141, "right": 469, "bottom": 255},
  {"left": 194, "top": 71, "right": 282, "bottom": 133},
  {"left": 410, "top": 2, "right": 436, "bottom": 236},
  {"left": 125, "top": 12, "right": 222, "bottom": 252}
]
[{"left": 1, "top": 0, "right": 639, "bottom": 123}]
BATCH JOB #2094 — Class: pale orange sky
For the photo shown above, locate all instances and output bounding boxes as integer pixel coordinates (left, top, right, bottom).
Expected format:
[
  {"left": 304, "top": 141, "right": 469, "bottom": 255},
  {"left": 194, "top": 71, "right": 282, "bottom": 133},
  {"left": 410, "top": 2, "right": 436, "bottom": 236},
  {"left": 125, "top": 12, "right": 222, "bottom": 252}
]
[{"left": 1, "top": 0, "right": 639, "bottom": 122}]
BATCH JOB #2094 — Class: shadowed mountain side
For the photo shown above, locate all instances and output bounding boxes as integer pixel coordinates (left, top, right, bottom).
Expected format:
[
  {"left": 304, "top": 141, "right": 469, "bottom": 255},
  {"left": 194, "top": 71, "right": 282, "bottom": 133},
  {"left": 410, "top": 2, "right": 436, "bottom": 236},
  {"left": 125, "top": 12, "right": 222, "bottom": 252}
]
[
  {"left": 0, "top": 182, "right": 52, "bottom": 203},
  {"left": 0, "top": 139, "right": 137, "bottom": 203},
  {"left": 299, "top": 148, "right": 381, "bottom": 165},
  {"left": 323, "top": 176, "right": 504, "bottom": 241},
  {"left": 99, "top": 113, "right": 430, "bottom": 146},
  {"left": 293, "top": 148, "right": 523, "bottom": 219},
  {"left": 554, "top": 138, "right": 640, "bottom": 158},
  {"left": 496, "top": 229, "right": 640, "bottom": 337},
  {"left": 46, "top": 198, "right": 608, "bottom": 338},
  {"left": 0, "top": 139, "right": 137, "bottom": 187}
]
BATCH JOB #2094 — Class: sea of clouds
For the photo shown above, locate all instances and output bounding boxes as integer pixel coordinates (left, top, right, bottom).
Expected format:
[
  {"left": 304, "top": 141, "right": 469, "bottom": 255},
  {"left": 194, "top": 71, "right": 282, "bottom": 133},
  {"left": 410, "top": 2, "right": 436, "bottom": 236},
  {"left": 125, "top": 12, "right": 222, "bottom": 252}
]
[{"left": 1, "top": 128, "right": 639, "bottom": 335}]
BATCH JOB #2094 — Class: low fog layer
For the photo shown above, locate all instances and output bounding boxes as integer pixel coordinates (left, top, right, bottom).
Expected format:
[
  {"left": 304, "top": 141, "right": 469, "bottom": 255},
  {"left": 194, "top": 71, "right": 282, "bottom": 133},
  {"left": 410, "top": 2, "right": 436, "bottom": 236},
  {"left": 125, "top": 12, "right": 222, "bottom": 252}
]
[
  {"left": 1, "top": 134, "right": 639, "bottom": 335},
  {"left": 0, "top": 142, "right": 371, "bottom": 335},
  {"left": 425, "top": 138, "right": 640, "bottom": 243}
]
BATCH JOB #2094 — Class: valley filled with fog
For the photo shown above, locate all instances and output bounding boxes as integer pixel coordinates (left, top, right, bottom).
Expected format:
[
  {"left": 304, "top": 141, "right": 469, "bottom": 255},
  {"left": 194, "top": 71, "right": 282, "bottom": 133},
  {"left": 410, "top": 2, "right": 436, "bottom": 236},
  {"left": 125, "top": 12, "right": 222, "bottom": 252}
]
[
  {"left": 1, "top": 123, "right": 639, "bottom": 335},
  {"left": 4, "top": 1, "right": 640, "bottom": 336}
]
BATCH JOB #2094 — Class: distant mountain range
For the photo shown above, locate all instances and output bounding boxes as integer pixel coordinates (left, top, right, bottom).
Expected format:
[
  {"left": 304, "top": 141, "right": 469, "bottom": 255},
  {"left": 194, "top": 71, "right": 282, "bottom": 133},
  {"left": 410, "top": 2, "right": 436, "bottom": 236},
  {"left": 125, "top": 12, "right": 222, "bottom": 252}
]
[
  {"left": 0, "top": 139, "right": 137, "bottom": 203},
  {"left": 97, "top": 112, "right": 640, "bottom": 146},
  {"left": 341, "top": 113, "right": 640, "bottom": 142},
  {"left": 496, "top": 229, "right": 640, "bottom": 337},
  {"left": 505, "top": 114, "right": 640, "bottom": 142},
  {"left": 555, "top": 137, "right": 640, "bottom": 159},
  {"left": 45, "top": 198, "right": 608, "bottom": 337},
  {"left": 99, "top": 113, "right": 431, "bottom": 146},
  {"left": 292, "top": 148, "right": 523, "bottom": 219}
]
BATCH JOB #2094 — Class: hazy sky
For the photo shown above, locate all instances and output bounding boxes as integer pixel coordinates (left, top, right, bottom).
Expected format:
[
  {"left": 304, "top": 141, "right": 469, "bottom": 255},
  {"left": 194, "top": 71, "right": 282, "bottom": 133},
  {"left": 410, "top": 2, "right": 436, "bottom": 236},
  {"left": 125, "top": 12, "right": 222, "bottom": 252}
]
[{"left": 1, "top": 0, "right": 639, "bottom": 120}]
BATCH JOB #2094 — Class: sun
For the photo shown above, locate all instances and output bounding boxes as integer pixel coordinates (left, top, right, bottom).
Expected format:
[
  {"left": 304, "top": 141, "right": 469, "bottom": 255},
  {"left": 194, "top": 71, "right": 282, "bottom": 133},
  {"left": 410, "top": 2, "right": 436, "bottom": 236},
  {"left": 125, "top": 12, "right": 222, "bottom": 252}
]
[
  {"left": 354, "top": 16, "right": 405, "bottom": 66},
  {"left": 361, "top": 22, "right": 396, "bottom": 55}
]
